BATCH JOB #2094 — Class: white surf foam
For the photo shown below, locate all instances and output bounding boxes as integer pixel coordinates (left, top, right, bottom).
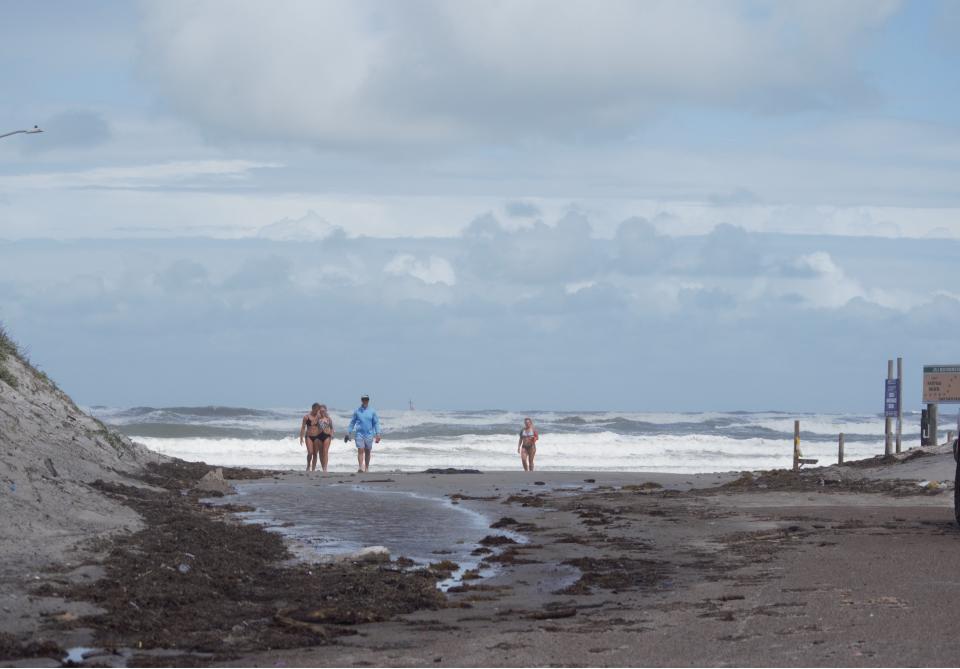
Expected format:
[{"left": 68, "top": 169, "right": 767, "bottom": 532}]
[{"left": 134, "top": 431, "right": 887, "bottom": 473}]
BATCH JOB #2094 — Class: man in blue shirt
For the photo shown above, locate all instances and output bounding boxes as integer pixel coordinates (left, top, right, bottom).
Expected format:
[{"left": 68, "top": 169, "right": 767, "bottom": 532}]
[{"left": 345, "top": 394, "right": 382, "bottom": 472}]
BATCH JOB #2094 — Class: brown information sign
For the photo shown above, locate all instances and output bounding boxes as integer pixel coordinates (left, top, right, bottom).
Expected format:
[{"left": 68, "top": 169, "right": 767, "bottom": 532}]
[{"left": 922, "top": 365, "right": 960, "bottom": 403}]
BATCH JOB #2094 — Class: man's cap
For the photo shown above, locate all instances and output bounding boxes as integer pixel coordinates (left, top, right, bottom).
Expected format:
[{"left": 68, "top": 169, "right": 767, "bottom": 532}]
[{"left": 360, "top": 394, "right": 370, "bottom": 400}]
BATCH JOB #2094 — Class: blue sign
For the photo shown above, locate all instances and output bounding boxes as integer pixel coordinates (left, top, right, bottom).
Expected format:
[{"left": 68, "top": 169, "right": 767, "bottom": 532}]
[{"left": 884, "top": 379, "right": 900, "bottom": 417}]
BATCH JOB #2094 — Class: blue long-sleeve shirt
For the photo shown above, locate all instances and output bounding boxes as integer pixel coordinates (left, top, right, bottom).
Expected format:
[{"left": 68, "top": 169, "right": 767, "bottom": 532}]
[{"left": 348, "top": 405, "right": 381, "bottom": 437}]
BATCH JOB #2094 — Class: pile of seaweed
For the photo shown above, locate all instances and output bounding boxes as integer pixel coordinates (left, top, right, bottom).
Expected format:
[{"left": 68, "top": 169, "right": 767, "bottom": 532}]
[
  {"left": 718, "top": 468, "right": 941, "bottom": 496},
  {"left": 38, "top": 460, "right": 446, "bottom": 664}
]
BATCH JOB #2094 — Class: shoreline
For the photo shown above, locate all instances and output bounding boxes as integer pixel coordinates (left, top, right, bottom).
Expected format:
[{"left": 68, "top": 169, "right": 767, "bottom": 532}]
[{"left": 3, "top": 449, "right": 959, "bottom": 667}]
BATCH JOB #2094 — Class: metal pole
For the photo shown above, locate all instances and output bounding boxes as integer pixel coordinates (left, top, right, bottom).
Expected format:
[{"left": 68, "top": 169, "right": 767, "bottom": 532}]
[
  {"left": 885, "top": 359, "right": 893, "bottom": 456},
  {"left": 793, "top": 420, "right": 800, "bottom": 472},
  {"left": 0, "top": 126, "right": 43, "bottom": 140},
  {"left": 838, "top": 433, "right": 845, "bottom": 465},
  {"left": 896, "top": 357, "right": 903, "bottom": 454}
]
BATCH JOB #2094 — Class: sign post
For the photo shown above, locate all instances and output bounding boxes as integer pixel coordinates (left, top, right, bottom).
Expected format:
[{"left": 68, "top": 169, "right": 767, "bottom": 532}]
[
  {"left": 896, "top": 357, "right": 903, "bottom": 453},
  {"left": 922, "top": 364, "right": 960, "bottom": 447},
  {"left": 884, "top": 360, "right": 896, "bottom": 456}
]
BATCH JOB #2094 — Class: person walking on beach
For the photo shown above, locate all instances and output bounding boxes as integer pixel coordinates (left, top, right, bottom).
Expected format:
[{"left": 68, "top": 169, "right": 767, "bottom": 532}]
[
  {"left": 300, "top": 403, "right": 324, "bottom": 472},
  {"left": 316, "top": 404, "right": 334, "bottom": 473},
  {"left": 345, "top": 394, "right": 381, "bottom": 472},
  {"left": 517, "top": 417, "right": 539, "bottom": 471}
]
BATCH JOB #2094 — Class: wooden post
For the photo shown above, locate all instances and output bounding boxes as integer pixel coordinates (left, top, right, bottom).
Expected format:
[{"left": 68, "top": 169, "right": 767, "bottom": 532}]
[
  {"left": 838, "top": 432, "right": 845, "bottom": 465},
  {"left": 930, "top": 403, "right": 939, "bottom": 446},
  {"left": 896, "top": 357, "right": 903, "bottom": 454},
  {"left": 793, "top": 420, "right": 800, "bottom": 472},
  {"left": 885, "top": 359, "right": 893, "bottom": 456}
]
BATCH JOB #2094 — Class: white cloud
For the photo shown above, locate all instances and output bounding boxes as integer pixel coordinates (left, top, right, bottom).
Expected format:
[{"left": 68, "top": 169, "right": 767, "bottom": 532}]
[
  {"left": 782, "top": 251, "right": 864, "bottom": 308},
  {"left": 0, "top": 159, "right": 277, "bottom": 191},
  {"left": 254, "top": 210, "right": 342, "bottom": 241},
  {"left": 384, "top": 254, "right": 456, "bottom": 285},
  {"left": 139, "top": 0, "right": 899, "bottom": 145}
]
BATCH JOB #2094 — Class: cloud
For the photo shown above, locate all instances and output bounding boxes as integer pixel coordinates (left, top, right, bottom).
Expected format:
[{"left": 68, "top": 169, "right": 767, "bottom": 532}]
[
  {"left": 7, "top": 225, "right": 960, "bottom": 409},
  {"left": 0, "top": 160, "right": 278, "bottom": 191},
  {"left": 614, "top": 217, "right": 672, "bottom": 274},
  {"left": 384, "top": 254, "right": 456, "bottom": 286},
  {"left": 138, "top": 1, "right": 899, "bottom": 146},
  {"left": 690, "top": 223, "right": 764, "bottom": 276},
  {"left": 504, "top": 200, "right": 541, "bottom": 218},
  {"left": 255, "top": 210, "right": 344, "bottom": 241},
  {"left": 461, "top": 210, "right": 601, "bottom": 283},
  {"left": 707, "top": 188, "right": 760, "bottom": 207},
  {"left": 776, "top": 251, "right": 866, "bottom": 308},
  {"left": 155, "top": 259, "right": 209, "bottom": 293},
  {"left": 221, "top": 255, "right": 293, "bottom": 293}
]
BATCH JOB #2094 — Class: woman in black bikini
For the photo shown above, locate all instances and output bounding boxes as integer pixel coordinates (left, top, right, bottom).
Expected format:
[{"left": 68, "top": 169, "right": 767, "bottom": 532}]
[
  {"left": 300, "top": 403, "right": 324, "bottom": 471},
  {"left": 316, "top": 404, "right": 334, "bottom": 473}
]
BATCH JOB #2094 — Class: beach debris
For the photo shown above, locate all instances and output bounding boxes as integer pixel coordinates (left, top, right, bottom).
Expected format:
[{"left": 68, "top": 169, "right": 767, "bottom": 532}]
[
  {"left": 43, "top": 457, "right": 58, "bottom": 478},
  {"left": 275, "top": 606, "right": 371, "bottom": 630},
  {"left": 0, "top": 632, "right": 63, "bottom": 662},
  {"left": 423, "top": 468, "right": 482, "bottom": 474},
  {"left": 583, "top": 478, "right": 596, "bottom": 483},
  {"left": 527, "top": 607, "right": 577, "bottom": 620},
  {"left": 558, "top": 556, "right": 671, "bottom": 595},
  {"left": 428, "top": 560, "right": 459, "bottom": 578},
  {"left": 621, "top": 482, "right": 663, "bottom": 493},
  {"left": 503, "top": 493, "right": 548, "bottom": 507},
  {"left": 353, "top": 546, "right": 390, "bottom": 563},
  {"left": 61, "top": 469, "right": 447, "bottom": 654},
  {"left": 177, "top": 563, "right": 191, "bottom": 574},
  {"left": 193, "top": 468, "right": 235, "bottom": 495},
  {"left": 490, "top": 517, "right": 519, "bottom": 528},
  {"left": 534, "top": 481, "right": 545, "bottom": 485}
]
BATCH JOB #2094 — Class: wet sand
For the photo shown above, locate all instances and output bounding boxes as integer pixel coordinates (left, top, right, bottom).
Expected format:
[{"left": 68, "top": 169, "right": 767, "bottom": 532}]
[
  {"left": 210, "top": 456, "right": 960, "bottom": 667},
  {"left": 4, "top": 452, "right": 960, "bottom": 667}
]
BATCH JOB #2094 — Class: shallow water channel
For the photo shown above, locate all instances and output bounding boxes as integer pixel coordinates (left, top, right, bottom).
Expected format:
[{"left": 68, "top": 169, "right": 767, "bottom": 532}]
[{"left": 207, "top": 480, "right": 525, "bottom": 586}]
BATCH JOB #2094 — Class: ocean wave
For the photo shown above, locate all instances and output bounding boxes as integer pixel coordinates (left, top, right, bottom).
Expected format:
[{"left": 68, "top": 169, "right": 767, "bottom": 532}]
[
  {"left": 132, "top": 432, "right": 887, "bottom": 474},
  {"left": 89, "top": 405, "right": 918, "bottom": 443}
]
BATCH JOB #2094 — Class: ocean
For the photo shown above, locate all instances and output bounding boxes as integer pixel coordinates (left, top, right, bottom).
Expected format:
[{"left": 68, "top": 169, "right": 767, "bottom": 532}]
[{"left": 89, "top": 406, "right": 922, "bottom": 473}]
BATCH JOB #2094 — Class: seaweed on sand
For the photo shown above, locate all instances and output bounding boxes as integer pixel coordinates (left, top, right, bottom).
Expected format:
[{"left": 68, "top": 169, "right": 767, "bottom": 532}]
[
  {"left": 557, "top": 556, "right": 671, "bottom": 595},
  {"left": 43, "top": 468, "right": 446, "bottom": 656}
]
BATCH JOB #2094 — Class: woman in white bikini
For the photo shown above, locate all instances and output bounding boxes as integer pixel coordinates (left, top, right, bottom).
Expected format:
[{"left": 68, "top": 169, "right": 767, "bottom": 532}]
[{"left": 517, "top": 417, "right": 539, "bottom": 471}]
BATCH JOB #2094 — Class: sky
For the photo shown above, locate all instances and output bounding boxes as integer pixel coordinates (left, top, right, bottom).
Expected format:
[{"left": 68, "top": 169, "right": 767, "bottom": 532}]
[{"left": 1, "top": 0, "right": 959, "bottom": 412}]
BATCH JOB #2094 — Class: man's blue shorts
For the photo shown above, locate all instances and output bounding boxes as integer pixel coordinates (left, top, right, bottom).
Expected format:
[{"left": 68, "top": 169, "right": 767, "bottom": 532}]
[{"left": 355, "top": 434, "right": 375, "bottom": 450}]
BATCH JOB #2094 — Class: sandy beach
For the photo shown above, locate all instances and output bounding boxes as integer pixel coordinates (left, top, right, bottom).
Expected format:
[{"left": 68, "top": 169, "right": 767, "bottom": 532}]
[
  {"left": 212, "top": 456, "right": 960, "bottom": 668},
  {"left": 4, "top": 440, "right": 960, "bottom": 667}
]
